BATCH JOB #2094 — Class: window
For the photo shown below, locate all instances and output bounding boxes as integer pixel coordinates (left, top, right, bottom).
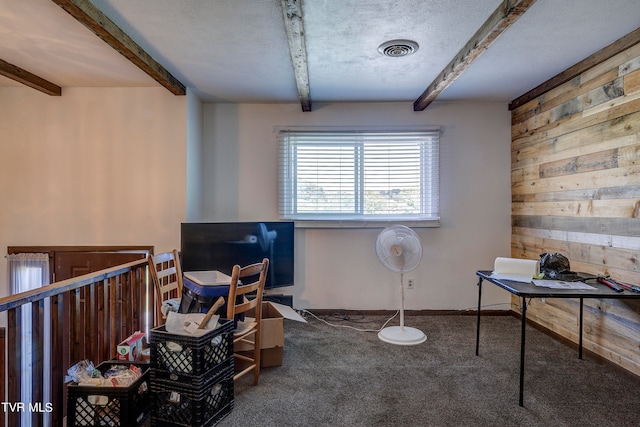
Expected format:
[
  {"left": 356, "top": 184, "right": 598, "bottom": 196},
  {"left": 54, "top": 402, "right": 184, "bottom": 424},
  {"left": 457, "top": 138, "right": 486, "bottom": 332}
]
[{"left": 278, "top": 130, "right": 439, "bottom": 225}]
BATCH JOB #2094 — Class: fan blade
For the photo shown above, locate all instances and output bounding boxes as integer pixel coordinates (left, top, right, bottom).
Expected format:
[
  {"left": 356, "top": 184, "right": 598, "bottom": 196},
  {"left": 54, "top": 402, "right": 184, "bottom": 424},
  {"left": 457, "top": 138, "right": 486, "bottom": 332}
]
[
  {"left": 378, "top": 228, "right": 400, "bottom": 248},
  {"left": 386, "top": 254, "right": 405, "bottom": 271}
]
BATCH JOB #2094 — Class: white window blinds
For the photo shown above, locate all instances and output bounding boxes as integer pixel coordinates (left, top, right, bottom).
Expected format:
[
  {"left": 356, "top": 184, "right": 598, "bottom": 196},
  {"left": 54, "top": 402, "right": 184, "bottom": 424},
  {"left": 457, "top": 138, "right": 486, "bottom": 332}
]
[{"left": 278, "top": 130, "right": 439, "bottom": 224}]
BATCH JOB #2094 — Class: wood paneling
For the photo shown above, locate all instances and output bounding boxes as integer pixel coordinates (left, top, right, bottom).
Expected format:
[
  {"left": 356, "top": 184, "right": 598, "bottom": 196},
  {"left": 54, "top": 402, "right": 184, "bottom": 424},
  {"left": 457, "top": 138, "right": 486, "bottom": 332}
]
[
  {"left": 510, "top": 27, "right": 640, "bottom": 110},
  {"left": 510, "top": 28, "right": 640, "bottom": 376}
]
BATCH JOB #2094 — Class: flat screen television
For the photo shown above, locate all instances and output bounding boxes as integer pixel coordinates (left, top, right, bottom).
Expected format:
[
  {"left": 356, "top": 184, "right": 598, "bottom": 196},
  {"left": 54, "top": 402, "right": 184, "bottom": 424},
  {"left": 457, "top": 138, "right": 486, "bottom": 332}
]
[{"left": 180, "top": 222, "right": 294, "bottom": 290}]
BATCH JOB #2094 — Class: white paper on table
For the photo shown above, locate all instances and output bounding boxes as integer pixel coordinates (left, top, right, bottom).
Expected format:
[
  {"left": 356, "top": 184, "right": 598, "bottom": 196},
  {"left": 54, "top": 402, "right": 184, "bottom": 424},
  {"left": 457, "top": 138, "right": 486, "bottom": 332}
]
[{"left": 532, "top": 279, "right": 596, "bottom": 290}]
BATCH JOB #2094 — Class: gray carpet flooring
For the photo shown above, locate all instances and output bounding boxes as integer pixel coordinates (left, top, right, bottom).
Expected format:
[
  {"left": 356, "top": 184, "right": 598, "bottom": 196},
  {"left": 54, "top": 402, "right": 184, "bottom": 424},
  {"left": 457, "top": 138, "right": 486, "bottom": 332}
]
[{"left": 219, "top": 313, "right": 640, "bottom": 427}]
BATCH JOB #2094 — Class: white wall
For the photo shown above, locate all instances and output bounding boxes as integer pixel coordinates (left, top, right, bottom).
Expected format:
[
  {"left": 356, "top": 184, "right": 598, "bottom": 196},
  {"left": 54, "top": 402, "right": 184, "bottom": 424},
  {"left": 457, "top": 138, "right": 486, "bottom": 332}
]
[
  {"left": 202, "top": 102, "right": 513, "bottom": 310},
  {"left": 0, "top": 87, "right": 188, "bottom": 297},
  {"left": 0, "top": 92, "right": 511, "bottom": 311}
]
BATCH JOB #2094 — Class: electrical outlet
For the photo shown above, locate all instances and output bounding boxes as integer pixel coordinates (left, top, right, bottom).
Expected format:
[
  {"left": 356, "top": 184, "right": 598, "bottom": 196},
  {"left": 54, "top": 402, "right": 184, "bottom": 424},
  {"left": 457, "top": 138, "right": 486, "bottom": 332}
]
[{"left": 407, "top": 278, "right": 414, "bottom": 289}]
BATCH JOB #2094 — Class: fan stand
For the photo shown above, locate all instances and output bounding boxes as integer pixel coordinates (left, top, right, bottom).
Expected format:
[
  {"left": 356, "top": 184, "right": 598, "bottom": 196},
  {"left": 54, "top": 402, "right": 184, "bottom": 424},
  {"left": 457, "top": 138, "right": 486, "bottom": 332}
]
[{"left": 378, "top": 273, "right": 427, "bottom": 345}]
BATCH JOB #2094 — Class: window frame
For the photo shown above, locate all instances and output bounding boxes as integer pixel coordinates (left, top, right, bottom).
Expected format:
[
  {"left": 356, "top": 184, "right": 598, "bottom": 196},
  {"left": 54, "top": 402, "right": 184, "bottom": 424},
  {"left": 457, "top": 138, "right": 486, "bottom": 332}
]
[{"left": 278, "top": 128, "right": 440, "bottom": 228}]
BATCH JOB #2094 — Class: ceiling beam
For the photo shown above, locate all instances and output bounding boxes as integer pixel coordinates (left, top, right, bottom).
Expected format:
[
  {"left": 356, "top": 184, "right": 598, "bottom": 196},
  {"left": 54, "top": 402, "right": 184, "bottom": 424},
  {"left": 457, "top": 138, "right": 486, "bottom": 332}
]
[
  {"left": 509, "top": 26, "right": 640, "bottom": 110},
  {"left": 413, "top": 0, "right": 537, "bottom": 111},
  {"left": 281, "top": 0, "right": 312, "bottom": 112},
  {"left": 51, "top": 0, "right": 186, "bottom": 96},
  {"left": 0, "top": 58, "right": 62, "bottom": 96}
]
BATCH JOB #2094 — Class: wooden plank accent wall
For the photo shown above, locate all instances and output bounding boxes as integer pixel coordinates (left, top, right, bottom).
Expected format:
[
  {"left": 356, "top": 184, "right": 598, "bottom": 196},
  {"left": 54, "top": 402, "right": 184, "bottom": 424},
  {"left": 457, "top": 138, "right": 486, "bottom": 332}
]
[{"left": 510, "top": 32, "right": 640, "bottom": 376}]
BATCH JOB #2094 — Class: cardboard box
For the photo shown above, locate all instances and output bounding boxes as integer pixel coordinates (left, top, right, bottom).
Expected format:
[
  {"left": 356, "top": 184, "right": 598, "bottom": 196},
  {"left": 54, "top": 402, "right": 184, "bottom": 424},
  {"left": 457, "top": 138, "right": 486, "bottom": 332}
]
[
  {"left": 234, "top": 301, "right": 305, "bottom": 368},
  {"left": 117, "top": 331, "right": 146, "bottom": 361}
]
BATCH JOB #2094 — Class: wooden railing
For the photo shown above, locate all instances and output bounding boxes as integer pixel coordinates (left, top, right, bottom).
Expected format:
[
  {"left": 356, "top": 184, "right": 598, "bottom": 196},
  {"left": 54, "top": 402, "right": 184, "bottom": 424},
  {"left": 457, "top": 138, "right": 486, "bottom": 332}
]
[{"left": 0, "top": 258, "right": 152, "bottom": 427}]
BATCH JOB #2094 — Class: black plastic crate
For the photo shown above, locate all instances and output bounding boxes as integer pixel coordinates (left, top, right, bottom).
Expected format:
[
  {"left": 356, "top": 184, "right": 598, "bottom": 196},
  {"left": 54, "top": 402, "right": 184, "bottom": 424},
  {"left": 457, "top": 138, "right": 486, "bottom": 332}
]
[
  {"left": 149, "top": 318, "right": 233, "bottom": 376},
  {"left": 150, "top": 355, "right": 233, "bottom": 388},
  {"left": 67, "top": 361, "right": 150, "bottom": 427},
  {"left": 150, "top": 370, "right": 234, "bottom": 427}
]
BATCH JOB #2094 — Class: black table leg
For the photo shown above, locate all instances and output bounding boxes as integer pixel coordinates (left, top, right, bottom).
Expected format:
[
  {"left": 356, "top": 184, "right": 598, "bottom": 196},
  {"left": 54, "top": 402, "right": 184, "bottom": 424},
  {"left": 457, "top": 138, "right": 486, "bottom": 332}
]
[
  {"left": 579, "top": 297, "right": 584, "bottom": 359},
  {"left": 476, "top": 277, "right": 483, "bottom": 356},
  {"left": 519, "top": 296, "right": 527, "bottom": 407}
]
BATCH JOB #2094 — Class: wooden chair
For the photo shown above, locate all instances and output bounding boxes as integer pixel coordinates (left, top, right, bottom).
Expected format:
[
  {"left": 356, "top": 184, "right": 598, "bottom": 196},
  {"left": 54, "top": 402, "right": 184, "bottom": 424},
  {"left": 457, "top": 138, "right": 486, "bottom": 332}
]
[
  {"left": 227, "top": 258, "right": 269, "bottom": 385},
  {"left": 148, "top": 249, "right": 184, "bottom": 327}
]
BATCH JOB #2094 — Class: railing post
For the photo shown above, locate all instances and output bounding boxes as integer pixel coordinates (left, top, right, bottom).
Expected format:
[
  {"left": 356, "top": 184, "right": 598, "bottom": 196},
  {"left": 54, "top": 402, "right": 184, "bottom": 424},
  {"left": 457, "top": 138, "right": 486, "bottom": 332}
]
[
  {"left": 7, "top": 308, "right": 22, "bottom": 427},
  {"left": 31, "top": 299, "right": 45, "bottom": 427},
  {"left": 109, "top": 277, "right": 118, "bottom": 357},
  {"left": 50, "top": 293, "right": 66, "bottom": 427},
  {"left": 87, "top": 283, "right": 98, "bottom": 362}
]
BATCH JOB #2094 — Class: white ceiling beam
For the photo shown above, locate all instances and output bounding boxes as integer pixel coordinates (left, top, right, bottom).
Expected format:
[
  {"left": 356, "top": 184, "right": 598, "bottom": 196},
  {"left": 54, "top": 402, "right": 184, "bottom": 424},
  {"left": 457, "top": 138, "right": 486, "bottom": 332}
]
[
  {"left": 51, "top": 0, "right": 186, "bottom": 96},
  {"left": 281, "top": 0, "right": 312, "bottom": 112},
  {"left": 414, "top": 0, "right": 537, "bottom": 111}
]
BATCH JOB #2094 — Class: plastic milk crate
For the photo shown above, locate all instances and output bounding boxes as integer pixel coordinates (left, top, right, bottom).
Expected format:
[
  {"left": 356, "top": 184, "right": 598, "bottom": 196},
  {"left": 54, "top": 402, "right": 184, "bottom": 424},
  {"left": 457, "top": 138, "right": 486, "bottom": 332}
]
[
  {"left": 149, "top": 318, "right": 233, "bottom": 376},
  {"left": 150, "top": 356, "right": 233, "bottom": 388},
  {"left": 66, "top": 361, "right": 150, "bottom": 427},
  {"left": 150, "top": 369, "right": 234, "bottom": 427}
]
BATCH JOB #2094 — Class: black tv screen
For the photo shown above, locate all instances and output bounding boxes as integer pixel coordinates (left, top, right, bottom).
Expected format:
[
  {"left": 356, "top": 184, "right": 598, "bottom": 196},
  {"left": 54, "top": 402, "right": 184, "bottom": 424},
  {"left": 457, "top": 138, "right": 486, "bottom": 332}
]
[{"left": 180, "top": 222, "right": 294, "bottom": 290}]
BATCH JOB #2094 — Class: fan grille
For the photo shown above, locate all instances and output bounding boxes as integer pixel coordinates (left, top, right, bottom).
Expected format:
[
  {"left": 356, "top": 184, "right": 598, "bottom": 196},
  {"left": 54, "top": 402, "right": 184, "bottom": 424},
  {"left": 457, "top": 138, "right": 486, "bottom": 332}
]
[{"left": 375, "top": 225, "right": 422, "bottom": 273}]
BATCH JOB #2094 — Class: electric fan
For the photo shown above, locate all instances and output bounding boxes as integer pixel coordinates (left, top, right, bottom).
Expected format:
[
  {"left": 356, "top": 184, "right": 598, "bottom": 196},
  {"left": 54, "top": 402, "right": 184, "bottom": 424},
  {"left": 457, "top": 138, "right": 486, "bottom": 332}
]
[{"left": 375, "top": 225, "right": 427, "bottom": 345}]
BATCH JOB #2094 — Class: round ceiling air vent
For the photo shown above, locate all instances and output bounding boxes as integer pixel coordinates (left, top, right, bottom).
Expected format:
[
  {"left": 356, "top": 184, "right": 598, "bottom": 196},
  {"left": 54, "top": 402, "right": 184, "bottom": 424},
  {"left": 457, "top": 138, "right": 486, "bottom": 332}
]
[{"left": 378, "top": 39, "right": 419, "bottom": 57}]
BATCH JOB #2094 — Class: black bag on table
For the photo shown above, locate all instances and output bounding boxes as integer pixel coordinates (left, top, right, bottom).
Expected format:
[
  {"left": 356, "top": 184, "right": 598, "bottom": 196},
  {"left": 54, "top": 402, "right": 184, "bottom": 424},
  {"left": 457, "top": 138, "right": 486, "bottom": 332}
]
[{"left": 539, "top": 252, "right": 580, "bottom": 281}]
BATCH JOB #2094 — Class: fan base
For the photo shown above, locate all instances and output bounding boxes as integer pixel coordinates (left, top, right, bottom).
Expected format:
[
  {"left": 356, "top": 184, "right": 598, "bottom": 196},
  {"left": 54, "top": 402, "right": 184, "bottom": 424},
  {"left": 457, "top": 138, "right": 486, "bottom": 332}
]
[{"left": 378, "top": 326, "right": 427, "bottom": 346}]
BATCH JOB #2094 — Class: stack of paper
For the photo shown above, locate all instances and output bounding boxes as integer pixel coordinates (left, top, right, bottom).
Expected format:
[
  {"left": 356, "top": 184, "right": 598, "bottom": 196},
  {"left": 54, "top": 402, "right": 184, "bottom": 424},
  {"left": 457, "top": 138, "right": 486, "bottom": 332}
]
[
  {"left": 490, "top": 257, "right": 541, "bottom": 283},
  {"left": 532, "top": 279, "right": 595, "bottom": 290}
]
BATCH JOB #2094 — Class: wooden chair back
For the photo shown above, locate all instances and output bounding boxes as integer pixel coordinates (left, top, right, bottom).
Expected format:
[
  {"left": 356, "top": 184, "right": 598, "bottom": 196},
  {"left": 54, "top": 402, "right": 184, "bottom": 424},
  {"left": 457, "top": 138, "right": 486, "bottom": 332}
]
[
  {"left": 226, "top": 257, "right": 269, "bottom": 385},
  {"left": 147, "top": 249, "right": 184, "bottom": 326}
]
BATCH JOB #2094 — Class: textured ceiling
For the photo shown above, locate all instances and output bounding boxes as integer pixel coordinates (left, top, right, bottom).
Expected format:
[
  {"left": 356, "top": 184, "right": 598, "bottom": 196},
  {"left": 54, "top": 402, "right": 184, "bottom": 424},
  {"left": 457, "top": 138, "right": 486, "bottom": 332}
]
[{"left": 1, "top": 0, "right": 640, "bottom": 105}]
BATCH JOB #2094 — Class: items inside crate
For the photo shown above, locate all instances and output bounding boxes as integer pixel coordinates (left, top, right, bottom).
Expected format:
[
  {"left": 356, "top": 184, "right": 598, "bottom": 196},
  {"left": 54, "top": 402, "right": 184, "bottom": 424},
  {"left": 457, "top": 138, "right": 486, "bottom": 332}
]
[{"left": 66, "top": 360, "right": 146, "bottom": 387}]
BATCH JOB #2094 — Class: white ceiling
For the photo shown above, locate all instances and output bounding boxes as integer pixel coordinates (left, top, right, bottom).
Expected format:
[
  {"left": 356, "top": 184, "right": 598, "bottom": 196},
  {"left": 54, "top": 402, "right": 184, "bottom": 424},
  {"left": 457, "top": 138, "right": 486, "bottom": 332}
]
[{"left": 1, "top": 0, "right": 640, "bottom": 106}]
